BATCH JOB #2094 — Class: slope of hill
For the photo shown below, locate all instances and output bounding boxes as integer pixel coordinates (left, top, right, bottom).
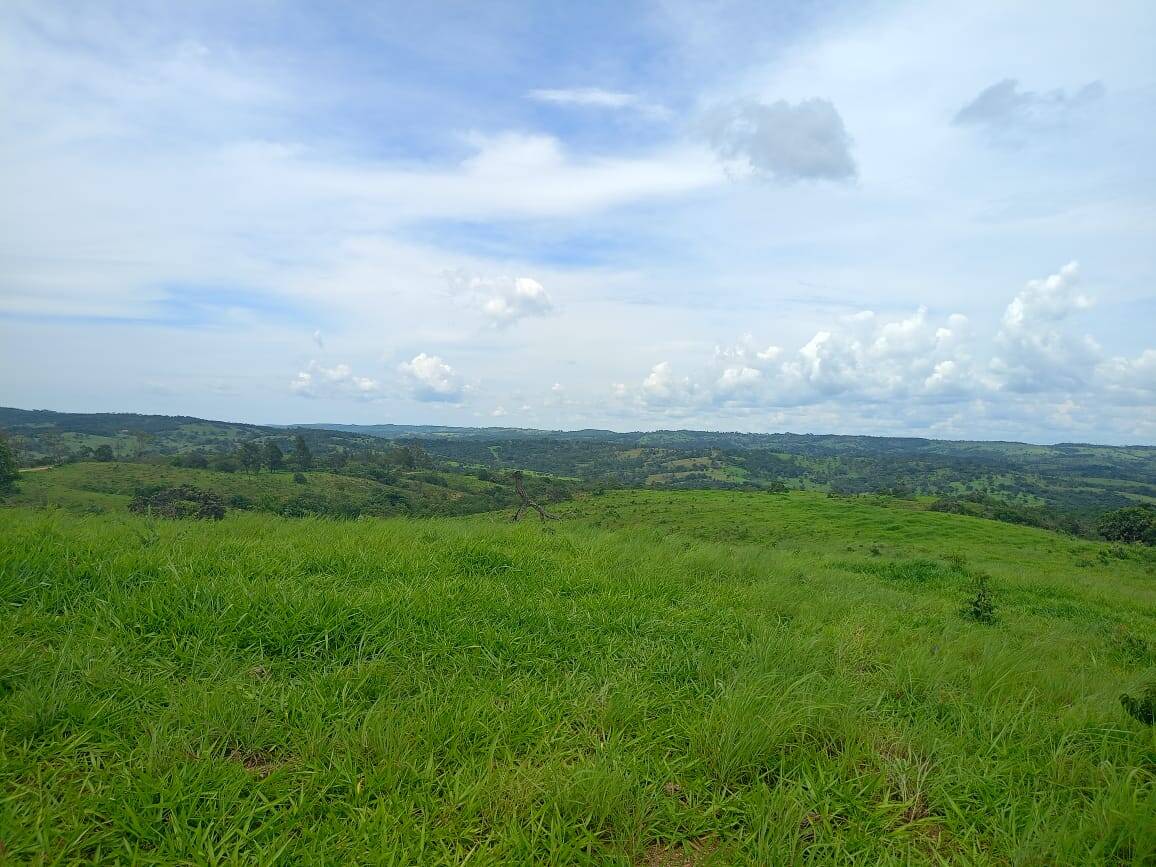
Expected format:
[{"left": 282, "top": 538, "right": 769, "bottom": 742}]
[
  {"left": 1, "top": 491, "right": 1153, "bottom": 862},
  {"left": 4, "top": 406, "right": 1155, "bottom": 530},
  {"left": 8, "top": 461, "right": 513, "bottom": 518}
]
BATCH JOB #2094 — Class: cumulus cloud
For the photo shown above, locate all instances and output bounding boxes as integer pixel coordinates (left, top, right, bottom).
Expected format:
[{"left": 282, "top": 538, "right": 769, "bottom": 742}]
[
  {"left": 622, "top": 262, "right": 1155, "bottom": 434},
  {"left": 954, "top": 79, "right": 1105, "bottom": 136},
  {"left": 290, "top": 361, "right": 379, "bottom": 399},
  {"left": 633, "top": 301, "right": 979, "bottom": 411},
  {"left": 400, "top": 353, "right": 464, "bottom": 402},
  {"left": 703, "top": 98, "right": 856, "bottom": 182},
  {"left": 1098, "top": 349, "right": 1156, "bottom": 401},
  {"left": 446, "top": 271, "right": 555, "bottom": 327},
  {"left": 641, "top": 361, "right": 697, "bottom": 405},
  {"left": 991, "top": 261, "right": 1099, "bottom": 391}
]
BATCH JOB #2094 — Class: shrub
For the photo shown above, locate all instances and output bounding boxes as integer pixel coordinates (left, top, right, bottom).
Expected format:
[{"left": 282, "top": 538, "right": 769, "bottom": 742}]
[
  {"left": 1120, "top": 683, "right": 1155, "bottom": 725},
  {"left": 293, "top": 472, "right": 308, "bottom": 485},
  {"left": 1096, "top": 506, "right": 1156, "bottom": 546},
  {"left": 129, "top": 485, "right": 226, "bottom": 520},
  {"left": 962, "top": 573, "right": 996, "bottom": 624},
  {"left": 228, "top": 493, "right": 254, "bottom": 510}
]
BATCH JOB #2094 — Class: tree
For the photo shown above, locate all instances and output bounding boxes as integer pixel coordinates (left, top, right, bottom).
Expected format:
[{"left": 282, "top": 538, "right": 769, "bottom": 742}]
[
  {"left": 1097, "top": 506, "right": 1156, "bottom": 546},
  {"left": 292, "top": 435, "right": 313, "bottom": 471},
  {"left": 186, "top": 451, "right": 209, "bottom": 470},
  {"left": 131, "top": 430, "right": 154, "bottom": 458},
  {"left": 94, "top": 444, "right": 115, "bottom": 462},
  {"left": 213, "top": 454, "right": 239, "bottom": 473},
  {"left": 263, "top": 441, "right": 284, "bottom": 472},
  {"left": 0, "top": 430, "right": 19, "bottom": 496},
  {"left": 238, "top": 442, "right": 262, "bottom": 475}
]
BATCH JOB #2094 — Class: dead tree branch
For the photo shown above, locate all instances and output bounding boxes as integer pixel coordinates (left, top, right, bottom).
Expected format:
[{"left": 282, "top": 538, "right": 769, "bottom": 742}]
[{"left": 510, "top": 470, "right": 558, "bottom": 522}]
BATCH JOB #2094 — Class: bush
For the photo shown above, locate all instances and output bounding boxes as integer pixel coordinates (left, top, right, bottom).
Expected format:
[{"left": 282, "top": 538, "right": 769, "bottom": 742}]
[
  {"left": 293, "top": 472, "right": 308, "bottom": 485},
  {"left": 961, "top": 573, "right": 997, "bottom": 624},
  {"left": 129, "top": 485, "right": 226, "bottom": 520},
  {"left": 1097, "top": 506, "right": 1156, "bottom": 546}
]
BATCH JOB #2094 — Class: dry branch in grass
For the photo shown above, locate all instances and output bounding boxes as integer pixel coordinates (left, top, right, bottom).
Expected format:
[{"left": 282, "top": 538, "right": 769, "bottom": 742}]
[{"left": 511, "top": 470, "right": 558, "bottom": 522}]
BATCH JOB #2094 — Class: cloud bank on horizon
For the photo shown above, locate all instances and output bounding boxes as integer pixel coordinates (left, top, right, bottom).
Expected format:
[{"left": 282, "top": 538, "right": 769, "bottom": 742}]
[{"left": 0, "top": 0, "right": 1154, "bottom": 443}]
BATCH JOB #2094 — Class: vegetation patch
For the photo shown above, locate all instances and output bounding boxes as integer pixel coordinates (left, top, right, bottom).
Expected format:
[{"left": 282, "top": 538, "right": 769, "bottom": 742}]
[{"left": 128, "top": 484, "right": 225, "bottom": 519}]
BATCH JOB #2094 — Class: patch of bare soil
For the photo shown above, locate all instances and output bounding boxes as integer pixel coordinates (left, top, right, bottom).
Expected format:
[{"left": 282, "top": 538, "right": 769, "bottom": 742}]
[
  {"left": 227, "top": 748, "right": 281, "bottom": 779},
  {"left": 638, "top": 837, "right": 717, "bottom": 866}
]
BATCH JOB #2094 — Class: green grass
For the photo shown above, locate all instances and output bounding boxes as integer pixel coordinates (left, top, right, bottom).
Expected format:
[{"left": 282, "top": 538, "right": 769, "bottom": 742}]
[
  {"left": 1, "top": 491, "right": 1154, "bottom": 864},
  {"left": 8, "top": 461, "right": 501, "bottom": 518}
]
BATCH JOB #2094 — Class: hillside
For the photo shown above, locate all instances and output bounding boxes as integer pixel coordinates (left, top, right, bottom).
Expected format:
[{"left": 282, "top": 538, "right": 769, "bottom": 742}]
[
  {"left": 4, "top": 407, "right": 1155, "bottom": 533},
  {"left": 1, "top": 491, "right": 1153, "bottom": 863},
  {"left": 7, "top": 461, "right": 516, "bottom": 518}
]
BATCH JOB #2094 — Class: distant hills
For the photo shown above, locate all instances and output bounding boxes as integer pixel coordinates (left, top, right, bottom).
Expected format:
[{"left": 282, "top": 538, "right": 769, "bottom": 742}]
[{"left": 3, "top": 406, "right": 1154, "bottom": 531}]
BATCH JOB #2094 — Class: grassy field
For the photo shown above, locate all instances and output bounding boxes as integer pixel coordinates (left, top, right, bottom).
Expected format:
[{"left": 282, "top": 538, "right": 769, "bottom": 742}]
[
  {"left": 9, "top": 461, "right": 508, "bottom": 519},
  {"left": 1, "top": 490, "right": 1154, "bottom": 863}
]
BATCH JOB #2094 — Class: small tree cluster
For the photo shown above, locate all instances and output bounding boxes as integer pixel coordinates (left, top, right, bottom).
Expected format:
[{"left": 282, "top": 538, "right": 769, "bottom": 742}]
[
  {"left": 128, "top": 485, "right": 226, "bottom": 520},
  {"left": 293, "top": 435, "right": 313, "bottom": 471},
  {"left": 1097, "top": 506, "right": 1156, "bottom": 546},
  {"left": 263, "top": 441, "right": 284, "bottom": 471}
]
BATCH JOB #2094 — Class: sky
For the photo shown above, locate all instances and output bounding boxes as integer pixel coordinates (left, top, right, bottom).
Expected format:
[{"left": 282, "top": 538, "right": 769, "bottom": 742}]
[{"left": 1, "top": 1, "right": 1154, "bottom": 444}]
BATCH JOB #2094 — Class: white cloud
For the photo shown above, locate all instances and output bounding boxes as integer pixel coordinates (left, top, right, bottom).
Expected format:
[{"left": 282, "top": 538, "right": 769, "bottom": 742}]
[
  {"left": 621, "top": 262, "right": 1153, "bottom": 431},
  {"left": 641, "top": 361, "right": 697, "bottom": 405},
  {"left": 529, "top": 87, "right": 638, "bottom": 108},
  {"left": 991, "top": 261, "right": 1099, "bottom": 391},
  {"left": 527, "top": 87, "right": 670, "bottom": 119},
  {"left": 290, "top": 361, "right": 379, "bottom": 399},
  {"left": 703, "top": 98, "right": 856, "bottom": 182},
  {"left": 1098, "top": 349, "right": 1156, "bottom": 400},
  {"left": 400, "top": 353, "right": 465, "bottom": 402},
  {"left": 446, "top": 272, "right": 555, "bottom": 327}
]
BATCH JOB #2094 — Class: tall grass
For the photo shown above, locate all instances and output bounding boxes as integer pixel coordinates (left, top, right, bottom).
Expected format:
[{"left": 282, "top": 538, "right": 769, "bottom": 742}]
[{"left": 1, "top": 493, "right": 1154, "bottom": 864}]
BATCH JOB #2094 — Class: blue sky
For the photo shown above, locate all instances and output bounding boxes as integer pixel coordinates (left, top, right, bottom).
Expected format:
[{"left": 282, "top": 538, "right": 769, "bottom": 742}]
[{"left": 1, "top": 0, "right": 1154, "bottom": 443}]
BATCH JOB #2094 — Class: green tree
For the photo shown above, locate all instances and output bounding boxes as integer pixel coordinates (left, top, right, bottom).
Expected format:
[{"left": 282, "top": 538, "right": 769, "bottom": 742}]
[
  {"left": 131, "top": 430, "right": 154, "bottom": 458},
  {"left": 263, "top": 441, "right": 285, "bottom": 472},
  {"left": 94, "top": 444, "right": 115, "bottom": 462},
  {"left": 293, "top": 435, "right": 313, "bottom": 471},
  {"left": 238, "top": 442, "right": 262, "bottom": 475},
  {"left": 0, "top": 430, "right": 19, "bottom": 496},
  {"left": 1097, "top": 506, "right": 1156, "bottom": 546}
]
